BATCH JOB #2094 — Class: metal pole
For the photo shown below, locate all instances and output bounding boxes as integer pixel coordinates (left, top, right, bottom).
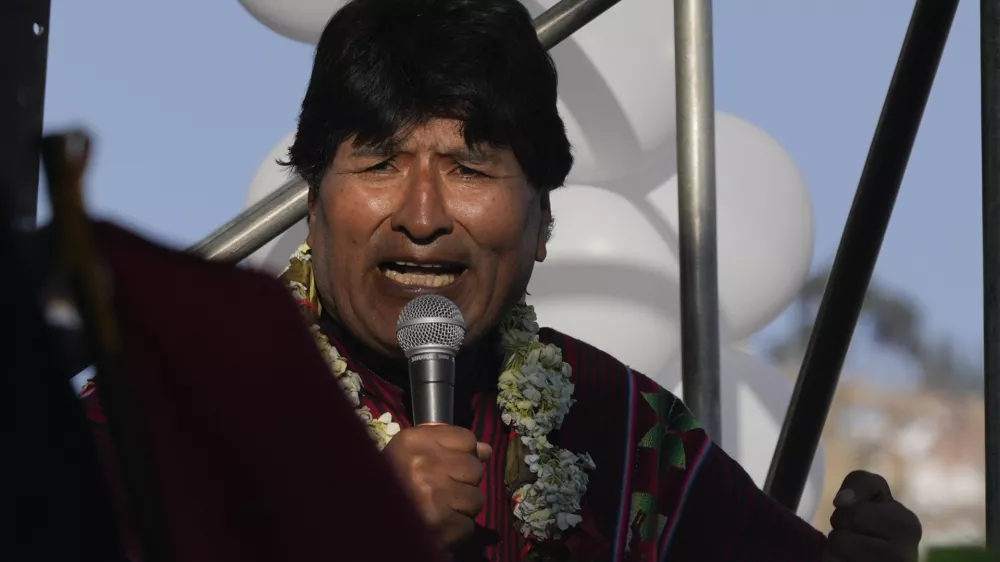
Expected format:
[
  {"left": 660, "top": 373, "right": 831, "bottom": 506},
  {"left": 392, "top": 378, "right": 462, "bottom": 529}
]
[
  {"left": 764, "top": 0, "right": 959, "bottom": 511},
  {"left": 534, "top": 0, "right": 623, "bottom": 49},
  {"left": 1, "top": 0, "right": 51, "bottom": 230},
  {"left": 190, "top": 0, "right": 626, "bottom": 263},
  {"left": 189, "top": 175, "right": 307, "bottom": 261},
  {"left": 981, "top": 0, "right": 1000, "bottom": 550},
  {"left": 674, "top": 0, "right": 722, "bottom": 442}
]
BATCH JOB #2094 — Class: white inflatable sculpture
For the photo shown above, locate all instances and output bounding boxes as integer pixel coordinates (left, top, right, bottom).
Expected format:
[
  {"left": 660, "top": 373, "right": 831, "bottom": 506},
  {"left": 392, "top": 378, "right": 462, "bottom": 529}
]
[
  {"left": 528, "top": 112, "right": 813, "bottom": 375},
  {"left": 238, "top": 0, "right": 826, "bottom": 524},
  {"left": 535, "top": 0, "right": 677, "bottom": 183},
  {"left": 237, "top": 0, "right": 346, "bottom": 44}
]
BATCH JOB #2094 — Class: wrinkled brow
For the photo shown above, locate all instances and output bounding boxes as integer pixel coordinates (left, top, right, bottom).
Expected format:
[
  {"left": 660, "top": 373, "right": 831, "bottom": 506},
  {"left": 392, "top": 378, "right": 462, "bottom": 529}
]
[
  {"left": 350, "top": 139, "right": 500, "bottom": 164},
  {"left": 349, "top": 139, "right": 401, "bottom": 159},
  {"left": 445, "top": 146, "right": 500, "bottom": 164}
]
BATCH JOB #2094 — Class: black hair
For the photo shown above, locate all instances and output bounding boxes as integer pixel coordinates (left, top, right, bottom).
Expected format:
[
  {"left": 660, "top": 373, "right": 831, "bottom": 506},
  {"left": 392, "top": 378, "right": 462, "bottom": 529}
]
[{"left": 284, "top": 0, "right": 573, "bottom": 194}]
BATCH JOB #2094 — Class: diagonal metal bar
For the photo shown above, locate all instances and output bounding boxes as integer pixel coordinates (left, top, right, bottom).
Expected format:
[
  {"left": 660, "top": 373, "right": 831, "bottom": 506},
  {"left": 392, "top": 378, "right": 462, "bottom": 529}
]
[
  {"left": 764, "top": 0, "right": 959, "bottom": 511},
  {"left": 190, "top": 0, "right": 627, "bottom": 262}
]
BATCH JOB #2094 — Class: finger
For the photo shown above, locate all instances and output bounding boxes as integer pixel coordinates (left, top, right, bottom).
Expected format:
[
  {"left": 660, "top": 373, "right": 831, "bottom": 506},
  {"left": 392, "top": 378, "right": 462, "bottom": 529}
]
[
  {"left": 438, "top": 510, "right": 477, "bottom": 547},
  {"left": 829, "top": 504, "right": 857, "bottom": 532},
  {"left": 476, "top": 441, "right": 493, "bottom": 461},
  {"left": 427, "top": 425, "right": 480, "bottom": 454},
  {"left": 836, "top": 471, "right": 892, "bottom": 507},
  {"left": 444, "top": 451, "right": 486, "bottom": 486},
  {"left": 444, "top": 483, "right": 486, "bottom": 519},
  {"left": 828, "top": 529, "right": 917, "bottom": 562},
  {"left": 832, "top": 501, "right": 922, "bottom": 543}
]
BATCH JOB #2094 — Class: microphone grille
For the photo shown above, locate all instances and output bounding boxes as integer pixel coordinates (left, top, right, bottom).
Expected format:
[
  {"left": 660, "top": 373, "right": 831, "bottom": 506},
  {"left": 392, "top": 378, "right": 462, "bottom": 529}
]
[{"left": 396, "top": 294, "right": 466, "bottom": 354}]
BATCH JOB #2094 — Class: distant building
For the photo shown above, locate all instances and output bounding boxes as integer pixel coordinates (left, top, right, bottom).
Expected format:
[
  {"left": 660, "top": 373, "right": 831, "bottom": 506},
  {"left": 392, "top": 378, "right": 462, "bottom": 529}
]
[{"left": 810, "top": 380, "right": 986, "bottom": 549}]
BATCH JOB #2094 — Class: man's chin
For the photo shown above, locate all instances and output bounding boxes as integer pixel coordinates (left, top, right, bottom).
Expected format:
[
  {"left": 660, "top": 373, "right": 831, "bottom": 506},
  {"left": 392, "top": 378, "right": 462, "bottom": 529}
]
[{"left": 352, "top": 323, "right": 405, "bottom": 358}]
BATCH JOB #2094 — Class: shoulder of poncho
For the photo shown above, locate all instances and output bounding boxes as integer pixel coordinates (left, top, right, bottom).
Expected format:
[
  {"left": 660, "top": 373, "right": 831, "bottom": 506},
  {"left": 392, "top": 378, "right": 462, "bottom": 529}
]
[
  {"left": 537, "top": 327, "right": 667, "bottom": 392},
  {"left": 536, "top": 328, "right": 697, "bottom": 432}
]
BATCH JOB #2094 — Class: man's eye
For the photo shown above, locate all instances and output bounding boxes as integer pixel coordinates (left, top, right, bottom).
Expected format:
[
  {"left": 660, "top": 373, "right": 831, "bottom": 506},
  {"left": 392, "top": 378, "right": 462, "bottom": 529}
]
[
  {"left": 364, "top": 160, "right": 396, "bottom": 173},
  {"left": 455, "top": 165, "right": 488, "bottom": 178}
]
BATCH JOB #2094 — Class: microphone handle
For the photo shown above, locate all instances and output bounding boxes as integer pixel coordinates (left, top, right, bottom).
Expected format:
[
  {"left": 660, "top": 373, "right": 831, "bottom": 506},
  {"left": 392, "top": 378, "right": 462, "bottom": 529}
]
[{"left": 407, "top": 351, "right": 455, "bottom": 426}]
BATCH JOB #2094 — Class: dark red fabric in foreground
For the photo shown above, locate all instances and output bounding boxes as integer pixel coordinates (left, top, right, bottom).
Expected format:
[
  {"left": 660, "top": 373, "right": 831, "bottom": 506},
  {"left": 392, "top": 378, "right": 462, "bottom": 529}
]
[{"left": 84, "top": 222, "right": 444, "bottom": 562}]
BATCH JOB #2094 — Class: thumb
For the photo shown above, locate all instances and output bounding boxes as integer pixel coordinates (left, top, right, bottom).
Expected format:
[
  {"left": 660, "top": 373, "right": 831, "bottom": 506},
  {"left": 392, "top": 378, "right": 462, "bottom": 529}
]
[
  {"left": 476, "top": 441, "right": 492, "bottom": 461},
  {"left": 836, "top": 470, "right": 892, "bottom": 507}
]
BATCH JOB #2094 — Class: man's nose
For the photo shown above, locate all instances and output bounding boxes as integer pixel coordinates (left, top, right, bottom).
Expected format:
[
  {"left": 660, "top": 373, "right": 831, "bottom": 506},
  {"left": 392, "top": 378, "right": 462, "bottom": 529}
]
[{"left": 389, "top": 165, "right": 454, "bottom": 244}]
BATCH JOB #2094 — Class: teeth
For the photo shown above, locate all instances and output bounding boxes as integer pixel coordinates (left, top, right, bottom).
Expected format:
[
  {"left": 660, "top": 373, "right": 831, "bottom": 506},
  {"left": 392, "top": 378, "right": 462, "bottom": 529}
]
[
  {"left": 383, "top": 268, "right": 457, "bottom": 287},
  {"left": 394, "top": 261, "right": 443, "bottom": 269}
]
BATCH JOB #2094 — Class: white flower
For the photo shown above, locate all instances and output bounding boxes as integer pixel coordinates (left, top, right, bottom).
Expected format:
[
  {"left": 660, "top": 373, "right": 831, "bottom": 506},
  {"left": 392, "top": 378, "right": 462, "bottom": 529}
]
[
  {"left": 377, "top": 412, "right": 401, "bottom": 436},
  {"left": 291, "top": 243, "right": 312, "bottom": 262},
  {"left": 288, "top": 281, "right": 309, "bottom": 302},
  {"left": 557, "top": 513, "right": 582, "bottom": 530},
  {"left": 561, "top": 362, "right": 572, "bottom": 379},
  {"left": 338, "top": 372, "right": 363, "bottom": 407},
  {"left": 526, "top": 347, "right": 541, "bottom": 365},
  {"left": 539, "top": 344, "right": 562, "bottom": 367},
  {"left": 503, "top": 329, "right": 535, "bottom": 348},
  {"left": 331, "top": 357, "right": 348, "bottom": 376},
  {"left": 361, "top": 408, "right": 400, "bottom": 450}
]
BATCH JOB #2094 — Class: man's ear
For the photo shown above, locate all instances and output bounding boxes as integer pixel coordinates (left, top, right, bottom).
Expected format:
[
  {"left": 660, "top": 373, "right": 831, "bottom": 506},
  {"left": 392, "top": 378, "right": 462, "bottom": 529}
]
[
  {"left": 305, "top": 185, "right": 319, "bottom": 247},
  {"left": 535, "top": 190, "right": 551, "bottom": 263}
]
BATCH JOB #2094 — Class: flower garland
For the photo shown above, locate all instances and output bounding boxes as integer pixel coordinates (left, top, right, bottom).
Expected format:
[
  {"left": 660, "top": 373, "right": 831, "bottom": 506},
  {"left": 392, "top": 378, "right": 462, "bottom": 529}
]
[
  {"left": 283, "top": 244, "right": 401, "bottom": 449},
  {"left": 280, "top": 244, "right": 594, "bottom": 543},
  {"left": 498, "top": 302, "right": 596, "bottom": 540}
]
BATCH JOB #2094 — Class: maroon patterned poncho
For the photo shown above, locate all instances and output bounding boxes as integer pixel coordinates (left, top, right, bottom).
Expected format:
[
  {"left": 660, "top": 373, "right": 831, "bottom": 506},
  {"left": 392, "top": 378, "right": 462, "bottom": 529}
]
[{"left": 81, "top": 223, "right": 827, "bottom": 561}]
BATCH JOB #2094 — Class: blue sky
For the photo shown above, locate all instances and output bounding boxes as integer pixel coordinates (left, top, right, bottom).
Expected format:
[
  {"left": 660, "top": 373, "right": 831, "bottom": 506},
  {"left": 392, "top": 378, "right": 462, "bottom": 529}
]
[{"left": 40, "top": 0, "right": 985, "bottom": 376}]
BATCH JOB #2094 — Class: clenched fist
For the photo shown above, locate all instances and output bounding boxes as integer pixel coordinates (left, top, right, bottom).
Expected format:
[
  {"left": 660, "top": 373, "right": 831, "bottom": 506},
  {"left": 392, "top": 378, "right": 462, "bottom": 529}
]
[
  {"left": 823, "top": 471, "right": 922, "bottom": 562},
  {"left": 383, "top": 425, "right": 492, "bottom": 548}
]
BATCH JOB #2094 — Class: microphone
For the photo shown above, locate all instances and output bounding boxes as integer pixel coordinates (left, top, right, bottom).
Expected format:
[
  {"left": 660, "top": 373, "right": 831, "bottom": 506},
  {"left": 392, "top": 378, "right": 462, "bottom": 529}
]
[{"left": 396, "top": 294, "right": 467, "bottom": 426}]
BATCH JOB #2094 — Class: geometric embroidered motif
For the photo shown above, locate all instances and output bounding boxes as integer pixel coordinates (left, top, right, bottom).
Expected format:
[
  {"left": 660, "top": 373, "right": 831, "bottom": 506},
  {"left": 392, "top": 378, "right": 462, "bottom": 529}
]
[{"left": 639, "top": 390, "right": 699, "bottom": 470}]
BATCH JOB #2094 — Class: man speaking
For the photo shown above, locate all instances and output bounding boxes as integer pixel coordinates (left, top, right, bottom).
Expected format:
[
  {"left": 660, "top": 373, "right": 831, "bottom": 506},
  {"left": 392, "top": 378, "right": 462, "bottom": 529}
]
[{"left": 274, "top": 0, "right": 921, "bottom": 560}]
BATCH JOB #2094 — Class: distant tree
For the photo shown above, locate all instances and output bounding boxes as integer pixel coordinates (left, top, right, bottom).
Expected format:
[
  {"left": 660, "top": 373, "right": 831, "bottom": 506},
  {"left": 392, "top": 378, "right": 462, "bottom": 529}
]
[{"left": 768, "top": 266, "right": 982, "bottom": 395}]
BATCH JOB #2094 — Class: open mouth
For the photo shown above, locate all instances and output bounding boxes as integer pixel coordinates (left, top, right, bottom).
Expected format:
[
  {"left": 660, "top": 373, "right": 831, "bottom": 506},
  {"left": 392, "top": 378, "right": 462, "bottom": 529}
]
[{"left": 378, "top": 261, "right": 467, "bottom": 288}]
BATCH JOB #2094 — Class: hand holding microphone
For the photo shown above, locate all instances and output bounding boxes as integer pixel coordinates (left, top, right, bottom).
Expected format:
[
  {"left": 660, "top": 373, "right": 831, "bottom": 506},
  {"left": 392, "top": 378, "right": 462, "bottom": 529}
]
[
  {"left": 383, "top": 426, "right": 491, "bottom": 547},
  {"left": 383, "top": 295, "right": 490, "bottom": 548}
]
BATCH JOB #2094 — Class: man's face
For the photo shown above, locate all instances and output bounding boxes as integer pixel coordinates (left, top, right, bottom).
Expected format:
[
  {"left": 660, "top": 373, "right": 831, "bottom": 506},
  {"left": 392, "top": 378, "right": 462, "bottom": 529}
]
[{"left": 307, "top": 118, "right": 550, "bottom": 357}]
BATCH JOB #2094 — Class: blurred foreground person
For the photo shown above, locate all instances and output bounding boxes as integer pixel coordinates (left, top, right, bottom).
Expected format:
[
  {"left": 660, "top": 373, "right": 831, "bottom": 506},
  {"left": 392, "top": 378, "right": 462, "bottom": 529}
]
[
  {"left": 79, "top": 224, "right": 445, "bottom": 562},
  {"left": 267, "top": 0, "right": 923, "bottom": 560}
]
